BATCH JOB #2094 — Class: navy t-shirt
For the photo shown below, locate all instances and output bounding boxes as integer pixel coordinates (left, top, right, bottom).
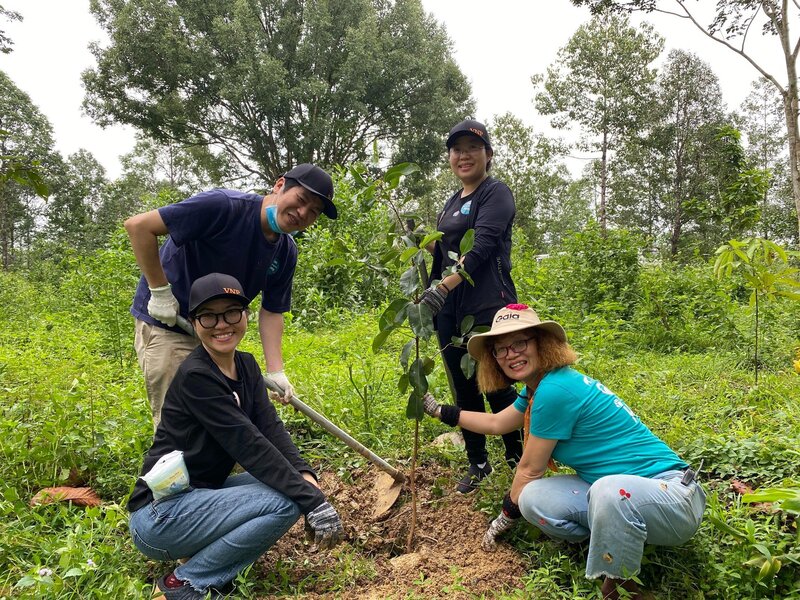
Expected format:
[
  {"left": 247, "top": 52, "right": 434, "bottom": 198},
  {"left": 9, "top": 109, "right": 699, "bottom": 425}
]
[{"left": 130, "top": 189, "right": 297, "bottom": 332}]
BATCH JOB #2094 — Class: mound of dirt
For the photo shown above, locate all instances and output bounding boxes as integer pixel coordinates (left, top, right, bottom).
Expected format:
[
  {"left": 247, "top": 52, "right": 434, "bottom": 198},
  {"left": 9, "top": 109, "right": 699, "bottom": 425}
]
[{"left": 256, "top": 463, "right": 528, "bottom": 598}]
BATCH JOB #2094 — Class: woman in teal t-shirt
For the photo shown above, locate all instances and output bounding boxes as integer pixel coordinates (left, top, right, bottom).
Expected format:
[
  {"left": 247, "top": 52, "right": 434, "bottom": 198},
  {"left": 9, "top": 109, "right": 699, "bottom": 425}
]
[{"left": 422, "top": 304, "right": 705, "bottom": 600}]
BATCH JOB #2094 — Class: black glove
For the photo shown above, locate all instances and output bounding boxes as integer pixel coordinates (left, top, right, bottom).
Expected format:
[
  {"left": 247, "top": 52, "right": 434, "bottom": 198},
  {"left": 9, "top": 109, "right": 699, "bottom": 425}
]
[
  {"left": 419, "top": 285, "right": 448, "bottom": 316},
  {"left": 305, "top": 501, "right": 344, "bottom": 550}
]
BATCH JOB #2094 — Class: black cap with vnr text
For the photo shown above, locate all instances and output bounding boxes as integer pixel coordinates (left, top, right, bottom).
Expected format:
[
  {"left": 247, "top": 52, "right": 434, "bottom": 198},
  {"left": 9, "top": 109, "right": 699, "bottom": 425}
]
[
  {"left": 189, "top": 273, "right": 252, "bottom": 315},
  {"left": 284, "top": 163, "right": 338, "bottom": 220},
  {"left": 446, "top": 119, "right": 492, "bottom": 151}
]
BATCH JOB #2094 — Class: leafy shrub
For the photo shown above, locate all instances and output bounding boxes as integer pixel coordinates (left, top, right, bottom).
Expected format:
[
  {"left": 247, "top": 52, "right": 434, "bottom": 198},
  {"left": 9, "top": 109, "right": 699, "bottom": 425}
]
[{"left": 632, "top": 260, "right": 738, "bottom": 351}]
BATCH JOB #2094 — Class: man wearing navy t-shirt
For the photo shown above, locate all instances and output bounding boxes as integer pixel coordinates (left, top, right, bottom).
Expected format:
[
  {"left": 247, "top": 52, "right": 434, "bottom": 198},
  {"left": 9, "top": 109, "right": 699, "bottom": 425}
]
[{"left": 124, "top": 164, "right": 337, "bottom": 426}]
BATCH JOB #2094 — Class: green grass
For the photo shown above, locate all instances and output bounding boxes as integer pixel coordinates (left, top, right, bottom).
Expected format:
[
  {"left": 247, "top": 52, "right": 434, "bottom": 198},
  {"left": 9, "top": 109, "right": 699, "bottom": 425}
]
[{"left": 1, "top": 268, "right": 799, "bottom": 598}]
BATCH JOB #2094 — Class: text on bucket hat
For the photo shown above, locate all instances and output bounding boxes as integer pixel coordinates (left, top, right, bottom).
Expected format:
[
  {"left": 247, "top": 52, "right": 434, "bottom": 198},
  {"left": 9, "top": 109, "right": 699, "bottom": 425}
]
[
  {"left": 446, "top": 119, "right": 492, "bottom": 151},
  {"left": 284, "top": 163, "right": 338, "bottom": 219},
  {"left": 466, "top": 303, "right": 567, "bottom": 360},
  {"left": 189, "top": 273, "right": 252, "bottom": 315}
]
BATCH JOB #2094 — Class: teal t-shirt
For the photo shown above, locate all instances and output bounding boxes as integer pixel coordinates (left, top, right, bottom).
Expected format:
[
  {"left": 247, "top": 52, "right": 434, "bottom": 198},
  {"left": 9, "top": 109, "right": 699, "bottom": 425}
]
[{"left": 513, "top": 367, "right": 686, "bottom": 483}]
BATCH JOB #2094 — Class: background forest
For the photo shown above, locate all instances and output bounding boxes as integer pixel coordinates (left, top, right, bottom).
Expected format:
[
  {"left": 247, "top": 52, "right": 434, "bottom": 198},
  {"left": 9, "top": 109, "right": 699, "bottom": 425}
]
[{"left": 1, "top": 1, "right": 800, "bottom": 598}]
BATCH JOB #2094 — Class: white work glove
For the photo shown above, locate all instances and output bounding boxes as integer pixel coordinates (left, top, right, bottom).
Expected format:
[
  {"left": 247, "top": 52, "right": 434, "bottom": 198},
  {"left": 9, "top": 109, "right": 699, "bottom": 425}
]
[
  {"left": 267, "top": 370, "right": 295, "bottom": 405},
  {"left": 147, "top": 283, "right": 180, "bottom": 327},
  {"left": 481, "top": 492, "right": 521, "bottom": 552},
  {"left": 482, "top": 513, "right": 517, "bottom": 551},
  {"left": 422, "top": 392, "right": 442, "bottom": 419}
]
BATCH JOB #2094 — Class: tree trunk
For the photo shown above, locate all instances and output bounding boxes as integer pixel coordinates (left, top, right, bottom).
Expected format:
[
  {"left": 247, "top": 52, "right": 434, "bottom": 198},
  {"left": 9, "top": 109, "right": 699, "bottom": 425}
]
[
  {"left": 773, "top": 0, "right": 800, "bottom": 244},
  {"left": 670, "top": 201, "right": 682, "bottom": 257},
  {"left": 782, "top": 90, "right": 800, "bottom": 244},
  {"left": 599, "top": 129, "right": 608, "bottom": 231}
]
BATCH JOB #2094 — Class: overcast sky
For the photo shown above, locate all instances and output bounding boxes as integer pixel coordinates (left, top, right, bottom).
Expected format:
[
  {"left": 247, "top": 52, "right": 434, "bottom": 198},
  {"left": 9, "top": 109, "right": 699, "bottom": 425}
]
[{"left": 0, "top": 0, "right": 786, "bottom": 179}]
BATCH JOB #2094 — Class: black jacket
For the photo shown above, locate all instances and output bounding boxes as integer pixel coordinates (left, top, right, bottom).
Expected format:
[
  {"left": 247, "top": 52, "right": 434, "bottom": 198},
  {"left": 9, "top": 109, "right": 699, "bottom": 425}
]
[
  {"left": 128, "top": 346, "right": 325, "bottom": 514},
  {"left": 430, "top": 176, "right": 517, "bottom": 325}
]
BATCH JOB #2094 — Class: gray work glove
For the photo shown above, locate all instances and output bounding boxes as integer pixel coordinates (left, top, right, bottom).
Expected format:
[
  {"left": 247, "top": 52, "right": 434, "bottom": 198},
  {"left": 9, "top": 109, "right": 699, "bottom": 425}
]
[
  {"left": 422, "top": 392, "right": 441, "bottom": 419},
  {"left": 147, "top": 283, "right": 180, "bottom": 327},
  {"left": 305, "top": 501, "right": 344, "bottom": 550},
  {"left": 482, "top": 513, "right": 518, "bottom": 552},
  {"left": 418, "top": 285, "right": 448, "bottom": 317}
]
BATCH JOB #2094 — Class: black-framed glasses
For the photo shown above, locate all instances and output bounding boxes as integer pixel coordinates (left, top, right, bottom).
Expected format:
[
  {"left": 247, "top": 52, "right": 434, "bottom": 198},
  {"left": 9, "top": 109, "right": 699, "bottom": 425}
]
[
  {"left": 492, "top": 337, "right": 534, "bottom": 359},
  {"left": 195, "top": 308, "right": 245, "bottom": 329},
  {"left": 449, "top": 144, "right": 485, "bottom": 157}
]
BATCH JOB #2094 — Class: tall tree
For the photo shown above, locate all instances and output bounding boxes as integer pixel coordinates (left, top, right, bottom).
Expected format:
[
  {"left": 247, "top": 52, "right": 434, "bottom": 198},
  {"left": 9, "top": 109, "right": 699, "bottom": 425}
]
[
  {"left": 571, "top": 0, "right": 800, "bottom": 243},
  {"left": 736, "top": 77, "right": 798, "bottom": 243},
  {"left": 489, "top": 112, "right": 579, "bottom": 250},
  {"left": 612, "top": 50, "right": 762, "bottom": 256},
  {"left": 0, "top": 71, "right": 56, "bottom": 269},
  {"left": 649, "top": 49, "right": 725, "bottom": 256},
  {"left": 83, "top": 0, "right": 472, "bottom": 182},
  {"left": 533, "top": 13, "right": 663, "bottom": 230},
  {"left": 45, "top": 150, "right": 108, "bottom": 253}
]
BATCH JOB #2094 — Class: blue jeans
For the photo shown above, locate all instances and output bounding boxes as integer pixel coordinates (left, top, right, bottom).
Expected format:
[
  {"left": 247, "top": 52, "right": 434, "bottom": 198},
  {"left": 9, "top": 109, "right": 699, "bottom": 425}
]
[
  {"left": 518, "top": 470, "right": 706, "bottom": 579},
  {"left": 129, "top": 473, "right": 300, "bottom": 593}
]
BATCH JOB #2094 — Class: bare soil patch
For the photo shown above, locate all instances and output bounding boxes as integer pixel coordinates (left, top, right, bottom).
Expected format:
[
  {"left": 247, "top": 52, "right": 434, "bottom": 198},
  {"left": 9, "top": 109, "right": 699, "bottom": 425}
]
[{"left": 256, "top": 462, "right": 528, "bottom": 598}]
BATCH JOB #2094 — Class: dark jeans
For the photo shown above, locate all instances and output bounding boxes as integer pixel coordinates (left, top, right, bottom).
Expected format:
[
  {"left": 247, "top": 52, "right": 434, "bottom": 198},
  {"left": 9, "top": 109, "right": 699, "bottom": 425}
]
[{"left": 436, "top": 308, "right": 523, "bottom": 466}]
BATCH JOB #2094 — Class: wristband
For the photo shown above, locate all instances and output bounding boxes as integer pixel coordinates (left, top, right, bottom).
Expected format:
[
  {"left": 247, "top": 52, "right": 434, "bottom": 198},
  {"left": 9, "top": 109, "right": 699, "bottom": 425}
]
[
  {"left": 439, "top": 405, "right": 462, "bottom": 427},
  {"left": 438, "top": 281, "right": 451, "bottom": 294},
  {"left": 502, "top": 492, "right": 522, "bottom": 519}
]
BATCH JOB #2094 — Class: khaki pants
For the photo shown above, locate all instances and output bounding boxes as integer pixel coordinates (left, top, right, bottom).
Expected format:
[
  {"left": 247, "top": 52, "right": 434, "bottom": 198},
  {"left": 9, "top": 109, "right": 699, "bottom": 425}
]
[{"left": 134, "top": 319, "right": 199, "bottom": 427}]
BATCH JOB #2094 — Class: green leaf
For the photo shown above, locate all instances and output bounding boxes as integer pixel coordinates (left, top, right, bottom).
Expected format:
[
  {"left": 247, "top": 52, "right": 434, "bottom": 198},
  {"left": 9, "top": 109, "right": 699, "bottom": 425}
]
[
  {"left": 379, "top": 298, "right": 410, "bottom": 330},
  {"left": 15, "top": 576, "right": 36, "bottom": 588},
  {"left": 708, "top": 515, "right": 746, "bottom": 540},
  {"left": 422, "top": 357, "right": 435, "bottom": 375},
  {"left": 372, "top": 328, "right": 392, "bottom": 354},
  {"left": 399, "top": 266, "right": 420, "bottom": 295},
  {"left": 408, "top": 359, "right": 428, "bottom": 396},
  {"left": 379, "top": 248, "right": 401, "bottom": 266},
  {"left": 400, "top": 340, "right": 414, "bottom": 369},
  {"left": 460, "top": 315, "right": 474, "bottom": 334},
  {"left": 385, "top": 163, "right": 420, "bottom": 189},
  {"left": 63, "top": 567, "right": 83, "bottom": 578},
  {"left": 400, "top": 247, "right": 420, "bottom": 262},
  {"left": 460, "top": 353, "right": 475, "bottom": 379},
  {"left": 407, "top": 303, "right": 435, "bottom": 338},
  {"left": 419, "top": 231, "right": 443, "bottom": 249},
  {"left": 398, "top": 373, "right": 409, "bottom": 393},
  {"left": 459, "top": 228, "right": 475, "bottom": 255},
  {"left": 781, "top": 498, "right": 800, "bottom": 512},
  {"left": 743, "top": 488, "right": 799, "bottom": 503},
  {"left": 406, "top": 392, "right": 424, "bottom": 420}
]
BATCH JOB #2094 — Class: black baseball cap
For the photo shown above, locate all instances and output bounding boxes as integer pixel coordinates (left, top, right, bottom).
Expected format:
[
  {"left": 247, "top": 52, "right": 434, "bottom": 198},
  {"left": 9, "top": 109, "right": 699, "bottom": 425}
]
[
  {"left": 189, "top": 273, "right": 251, "bottom": 315},
  {"left": 446, "top": 119, "right": 492, "bottom": 151},
  {"left": 284, "top": 163, "right": 337, "bottom": 219}
]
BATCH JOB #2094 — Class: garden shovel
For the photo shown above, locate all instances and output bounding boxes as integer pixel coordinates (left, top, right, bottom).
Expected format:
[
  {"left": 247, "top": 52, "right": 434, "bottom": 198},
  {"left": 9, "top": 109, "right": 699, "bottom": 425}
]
[
  {"left": 175, "top": 316, "right": 405, "bottom": 517},
  {"left": 263, "top": 376, "right": 405, "bottom": 518}
]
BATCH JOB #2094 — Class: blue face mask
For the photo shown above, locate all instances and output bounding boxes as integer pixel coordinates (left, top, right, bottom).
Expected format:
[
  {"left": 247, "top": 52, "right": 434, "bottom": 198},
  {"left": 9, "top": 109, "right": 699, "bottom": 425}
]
[{"left": 265, "top": 204, "right": 297, "bottom": 236}]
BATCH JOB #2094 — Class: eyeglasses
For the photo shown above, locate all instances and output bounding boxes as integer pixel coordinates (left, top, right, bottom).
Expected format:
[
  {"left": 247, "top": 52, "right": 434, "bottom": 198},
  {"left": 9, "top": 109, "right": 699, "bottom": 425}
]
[
  {"left": 449, "top": 144, "right": 486, "bottom": 157},
  {"left": 195, "top": 308, "right": 245, "bottom": 329},
  {"left": 492, "top": 337, "right": 534, "bottom": 359}
]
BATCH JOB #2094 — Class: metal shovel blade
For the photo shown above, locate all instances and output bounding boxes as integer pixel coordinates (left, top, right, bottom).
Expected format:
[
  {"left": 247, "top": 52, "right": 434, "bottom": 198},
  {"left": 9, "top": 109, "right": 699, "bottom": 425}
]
[{"left": 373, "top": 471, "right": 403, "bottom": 519}]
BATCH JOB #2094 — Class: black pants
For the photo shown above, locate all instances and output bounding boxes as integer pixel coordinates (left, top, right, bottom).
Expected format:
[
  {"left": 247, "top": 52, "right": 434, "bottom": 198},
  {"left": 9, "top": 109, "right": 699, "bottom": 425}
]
[{"left": 436, "top": 308, "right": 523, "bottom": 466}]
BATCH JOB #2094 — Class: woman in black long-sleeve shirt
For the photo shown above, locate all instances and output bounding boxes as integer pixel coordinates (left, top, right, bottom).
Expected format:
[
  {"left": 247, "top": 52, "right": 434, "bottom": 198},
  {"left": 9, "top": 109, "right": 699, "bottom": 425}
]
[
  {"left": 128, "top": 273, "right": 343, "bottom": 599},
  {"left": 419, "top": 120, "right": 523, "bottom": 493}
]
